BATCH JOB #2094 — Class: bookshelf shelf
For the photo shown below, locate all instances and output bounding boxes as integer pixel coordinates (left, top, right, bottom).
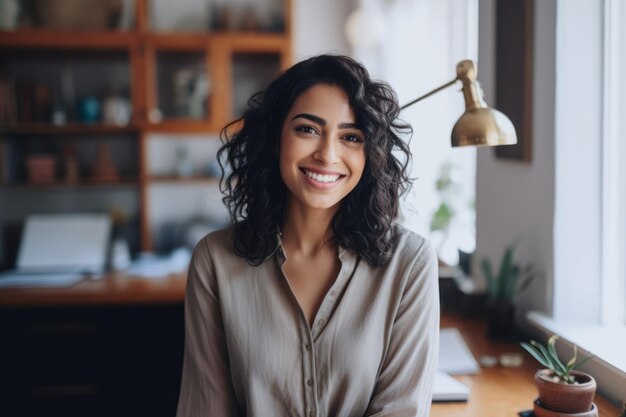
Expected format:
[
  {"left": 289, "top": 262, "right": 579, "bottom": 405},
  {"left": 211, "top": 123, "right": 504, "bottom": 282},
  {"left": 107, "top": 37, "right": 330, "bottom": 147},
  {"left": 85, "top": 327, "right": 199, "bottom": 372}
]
[
  {"left": 0, "top": 30, "right": 138, "bottom": 50},
  {"left": 1, "top": 123, "right": 139, "bottom": 135},
  {"left": 149, "top": 175, "right": 220, "bottom": 185},
  {"left": 1, "top": 180, "right": 138, "bottom": 189}
]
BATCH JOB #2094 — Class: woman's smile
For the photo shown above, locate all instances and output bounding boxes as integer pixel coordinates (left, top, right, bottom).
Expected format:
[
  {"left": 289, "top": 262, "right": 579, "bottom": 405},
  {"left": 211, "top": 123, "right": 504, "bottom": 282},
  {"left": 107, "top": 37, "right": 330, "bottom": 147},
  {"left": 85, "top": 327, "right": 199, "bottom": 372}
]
[{"left": 300, "top": 167, "right": 346, "bottom": 188}]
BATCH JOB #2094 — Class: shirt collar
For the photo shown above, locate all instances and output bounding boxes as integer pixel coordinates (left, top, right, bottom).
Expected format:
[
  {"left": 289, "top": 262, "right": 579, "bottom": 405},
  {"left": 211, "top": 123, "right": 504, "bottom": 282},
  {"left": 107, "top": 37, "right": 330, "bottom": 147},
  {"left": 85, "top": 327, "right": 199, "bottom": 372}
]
[{"left": 263, "top": 228, "right": 284, "bottom": 262}]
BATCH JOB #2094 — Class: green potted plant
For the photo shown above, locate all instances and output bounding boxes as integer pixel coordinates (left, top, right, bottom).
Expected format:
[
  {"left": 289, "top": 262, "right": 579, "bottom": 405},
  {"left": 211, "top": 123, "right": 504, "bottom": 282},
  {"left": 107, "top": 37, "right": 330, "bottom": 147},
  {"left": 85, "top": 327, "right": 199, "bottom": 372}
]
[
  {"left": 521, "top": 335, "right": 596, "bottom": 416},
  {"left": 481, "top": 242, "right": 534, "bottom": 339}
]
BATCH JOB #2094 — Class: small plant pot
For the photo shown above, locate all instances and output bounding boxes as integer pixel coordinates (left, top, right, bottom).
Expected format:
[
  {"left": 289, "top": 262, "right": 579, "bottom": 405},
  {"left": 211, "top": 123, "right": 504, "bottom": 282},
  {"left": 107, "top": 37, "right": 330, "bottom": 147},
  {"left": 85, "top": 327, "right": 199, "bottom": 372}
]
[
  {"left": 535, "top": 369, "right": 596, "bottom": 413},
  {"left": 533, "top": 399, "right": 598, "bottom": 417}
]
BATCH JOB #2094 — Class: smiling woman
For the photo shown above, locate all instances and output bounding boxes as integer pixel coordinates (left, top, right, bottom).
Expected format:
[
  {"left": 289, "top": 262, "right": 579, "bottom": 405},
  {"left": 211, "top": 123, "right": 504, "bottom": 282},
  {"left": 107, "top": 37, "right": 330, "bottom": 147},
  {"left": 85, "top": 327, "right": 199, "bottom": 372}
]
[{"left": 176, "top": 55, "right": 440, "bottom": 417}]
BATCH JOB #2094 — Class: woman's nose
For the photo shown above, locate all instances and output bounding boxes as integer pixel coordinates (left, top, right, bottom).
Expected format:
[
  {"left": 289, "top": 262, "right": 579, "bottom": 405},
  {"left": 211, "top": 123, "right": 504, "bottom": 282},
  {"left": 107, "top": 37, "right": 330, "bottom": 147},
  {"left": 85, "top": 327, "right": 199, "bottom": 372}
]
[{"left": 314, "top": 135, "right": 339, "bottom": 164}]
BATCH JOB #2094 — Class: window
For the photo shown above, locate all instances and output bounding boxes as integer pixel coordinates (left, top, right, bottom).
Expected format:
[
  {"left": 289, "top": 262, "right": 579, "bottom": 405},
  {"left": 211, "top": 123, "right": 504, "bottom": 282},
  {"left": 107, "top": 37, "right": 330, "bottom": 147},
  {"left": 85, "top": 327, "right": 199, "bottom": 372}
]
[
  {"left": 529, "top": 0, "right": 626, "bottom": 404},
  {"left": 553, "top": 0, "right": 625, "bottom": 326}
]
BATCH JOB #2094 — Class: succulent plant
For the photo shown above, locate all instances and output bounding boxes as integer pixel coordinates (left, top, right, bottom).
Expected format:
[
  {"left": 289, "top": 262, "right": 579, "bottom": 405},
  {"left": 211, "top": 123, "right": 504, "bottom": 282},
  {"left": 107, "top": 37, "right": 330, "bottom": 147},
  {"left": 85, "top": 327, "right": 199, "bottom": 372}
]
[{"left": 520, "top": 335, "right": 593, "bottom": 384}]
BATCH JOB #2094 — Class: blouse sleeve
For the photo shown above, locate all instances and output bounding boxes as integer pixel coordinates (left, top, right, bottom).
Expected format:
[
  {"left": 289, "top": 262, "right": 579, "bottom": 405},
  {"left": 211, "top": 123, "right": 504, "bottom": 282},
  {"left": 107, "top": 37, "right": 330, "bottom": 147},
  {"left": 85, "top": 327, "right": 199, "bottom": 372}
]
[
  {"left": 364, "top": 240, "right": 440, "bottom": 417},
  {"left": 176, "top": 238, "right": 241, "bottom": 417}
]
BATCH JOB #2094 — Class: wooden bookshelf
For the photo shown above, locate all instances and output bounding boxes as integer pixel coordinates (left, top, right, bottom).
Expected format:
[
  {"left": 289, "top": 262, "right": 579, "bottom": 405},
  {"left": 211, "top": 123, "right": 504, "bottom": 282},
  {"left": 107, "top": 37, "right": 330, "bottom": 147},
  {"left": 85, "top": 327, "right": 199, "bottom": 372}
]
[
  {"left": 0, "top": 0, "right": 293, "bottom": 254},
  {"left": 0, "top": 30, "right": 138, "bottom": 50}
]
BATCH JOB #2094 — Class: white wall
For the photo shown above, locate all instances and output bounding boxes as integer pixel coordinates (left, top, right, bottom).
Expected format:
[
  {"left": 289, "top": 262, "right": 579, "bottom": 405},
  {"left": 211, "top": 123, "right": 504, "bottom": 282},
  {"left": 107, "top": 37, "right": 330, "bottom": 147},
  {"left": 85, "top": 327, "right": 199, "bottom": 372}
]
[
  {"left": 475, "top": 0, "right": 556, "bottom": 322},
  {"left": 293, "top": 0, "right": 353, "bottom": 60}
]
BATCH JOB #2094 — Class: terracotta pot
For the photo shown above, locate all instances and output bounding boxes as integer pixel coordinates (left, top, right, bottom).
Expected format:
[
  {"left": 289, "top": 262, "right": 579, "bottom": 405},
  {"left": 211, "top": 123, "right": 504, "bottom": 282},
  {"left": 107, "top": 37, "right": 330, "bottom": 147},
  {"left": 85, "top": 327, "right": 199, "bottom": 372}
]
[
  {"left": 533, "top": 399, "right": 598, "bottom": 417},
  {"left": 535, "top": 369, "right": 596, "bottom": 413}
]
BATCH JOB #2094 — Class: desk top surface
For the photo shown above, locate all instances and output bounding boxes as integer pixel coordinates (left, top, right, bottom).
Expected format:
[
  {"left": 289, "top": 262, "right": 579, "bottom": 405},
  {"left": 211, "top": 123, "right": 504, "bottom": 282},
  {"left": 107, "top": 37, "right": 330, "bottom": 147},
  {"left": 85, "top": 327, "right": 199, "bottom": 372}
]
[{"left": 0, "top": 272, "right": 187, "bottom": 306}]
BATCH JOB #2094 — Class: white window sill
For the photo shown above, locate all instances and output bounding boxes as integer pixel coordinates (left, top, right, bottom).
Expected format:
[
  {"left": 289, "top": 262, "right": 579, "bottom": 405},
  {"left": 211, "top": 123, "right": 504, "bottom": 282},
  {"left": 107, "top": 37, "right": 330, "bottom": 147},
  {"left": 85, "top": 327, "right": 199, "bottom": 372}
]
[{"left": 526, "top": 311, "right": 626, "bottom": 404}]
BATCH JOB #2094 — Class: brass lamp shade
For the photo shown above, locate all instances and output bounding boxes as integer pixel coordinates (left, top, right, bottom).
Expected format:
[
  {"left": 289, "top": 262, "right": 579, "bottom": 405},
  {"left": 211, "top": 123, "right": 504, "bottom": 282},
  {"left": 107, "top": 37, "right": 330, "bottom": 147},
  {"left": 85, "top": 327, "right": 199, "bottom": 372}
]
[
  {"left": 451, "top": 107, "right": 517, "bottom": 147},
  {"left": 401, "top": 60, "right": 518, "bottom": 148}
]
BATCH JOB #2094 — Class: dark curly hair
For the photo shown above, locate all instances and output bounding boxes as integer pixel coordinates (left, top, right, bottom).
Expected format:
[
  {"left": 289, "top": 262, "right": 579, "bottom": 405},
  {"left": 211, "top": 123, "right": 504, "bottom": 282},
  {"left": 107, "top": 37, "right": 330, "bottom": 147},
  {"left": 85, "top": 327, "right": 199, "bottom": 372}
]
[{"left": 218, "top": 54, "right": 412, "bottom": 267}]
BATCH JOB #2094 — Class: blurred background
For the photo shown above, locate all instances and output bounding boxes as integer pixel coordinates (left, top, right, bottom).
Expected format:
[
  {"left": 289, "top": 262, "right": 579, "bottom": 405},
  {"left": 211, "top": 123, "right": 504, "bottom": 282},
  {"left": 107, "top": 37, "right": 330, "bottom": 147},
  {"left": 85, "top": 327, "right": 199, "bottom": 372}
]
[{"left": 1, "top": 0, "right": 625, "bottom": 415}]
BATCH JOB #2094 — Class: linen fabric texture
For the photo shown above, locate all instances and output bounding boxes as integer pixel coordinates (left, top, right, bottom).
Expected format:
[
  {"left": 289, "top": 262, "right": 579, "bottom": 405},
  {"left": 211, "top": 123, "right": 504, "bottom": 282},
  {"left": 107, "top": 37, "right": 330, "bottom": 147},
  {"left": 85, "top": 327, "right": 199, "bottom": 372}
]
[{"left": 176, "top": 225, "right": 439, "bottom": 417}]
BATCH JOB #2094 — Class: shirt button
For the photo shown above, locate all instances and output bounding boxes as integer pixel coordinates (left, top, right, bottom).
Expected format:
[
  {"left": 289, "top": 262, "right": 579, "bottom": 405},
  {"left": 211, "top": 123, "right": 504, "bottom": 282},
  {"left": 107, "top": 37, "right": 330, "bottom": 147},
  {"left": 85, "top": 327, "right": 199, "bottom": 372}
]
[
  {"left": 318, "top": 319, "right": 324, "bottom": 326},
  {"left": 309, "top": 411, "right": 314, "bottom": 417},
  {"left": 305, "top": 343, "right": 311, "bottom": 351},
  {"left": 330, "top": 290, "right": 336, "bottom": 296},
  {"left": 307, "top": 379, "right": 312, "bottom": 386}
]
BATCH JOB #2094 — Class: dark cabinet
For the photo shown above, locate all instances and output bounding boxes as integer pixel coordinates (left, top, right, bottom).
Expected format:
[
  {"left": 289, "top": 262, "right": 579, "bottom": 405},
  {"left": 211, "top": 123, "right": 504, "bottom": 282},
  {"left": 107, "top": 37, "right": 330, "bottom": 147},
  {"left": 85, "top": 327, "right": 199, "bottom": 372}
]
[{"left": 0, "top": 304, "right": 184, "bottom": 417}]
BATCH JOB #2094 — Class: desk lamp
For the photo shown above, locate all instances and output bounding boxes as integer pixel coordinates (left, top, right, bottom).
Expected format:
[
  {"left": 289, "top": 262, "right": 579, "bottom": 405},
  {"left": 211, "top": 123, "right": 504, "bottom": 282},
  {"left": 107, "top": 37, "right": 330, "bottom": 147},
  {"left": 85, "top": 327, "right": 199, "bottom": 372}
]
[{"left": 401, "top": 60, "right": 517, "bottom": 148}]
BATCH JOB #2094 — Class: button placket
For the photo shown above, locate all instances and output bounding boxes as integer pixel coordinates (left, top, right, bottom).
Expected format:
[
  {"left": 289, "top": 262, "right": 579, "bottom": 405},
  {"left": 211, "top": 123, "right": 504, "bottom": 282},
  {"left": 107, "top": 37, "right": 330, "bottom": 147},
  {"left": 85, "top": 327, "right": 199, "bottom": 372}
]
[{"left": 301, "top": 321, "right": 317, "bottom": 417}]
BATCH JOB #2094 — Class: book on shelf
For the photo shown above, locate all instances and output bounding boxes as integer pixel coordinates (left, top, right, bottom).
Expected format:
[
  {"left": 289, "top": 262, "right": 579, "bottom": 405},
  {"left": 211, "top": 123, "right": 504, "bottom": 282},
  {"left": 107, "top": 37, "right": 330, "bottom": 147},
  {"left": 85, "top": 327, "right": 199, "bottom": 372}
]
[{"left": 0, "top": 77, "right": 52, "bottom": 124}]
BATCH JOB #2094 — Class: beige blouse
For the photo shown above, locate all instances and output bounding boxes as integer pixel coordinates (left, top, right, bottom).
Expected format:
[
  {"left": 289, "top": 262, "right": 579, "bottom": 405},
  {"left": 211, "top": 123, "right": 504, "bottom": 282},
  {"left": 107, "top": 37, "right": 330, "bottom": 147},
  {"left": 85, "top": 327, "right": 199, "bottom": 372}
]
[{"left": 176, "top": 225, "right": 439, "bottom": 417}]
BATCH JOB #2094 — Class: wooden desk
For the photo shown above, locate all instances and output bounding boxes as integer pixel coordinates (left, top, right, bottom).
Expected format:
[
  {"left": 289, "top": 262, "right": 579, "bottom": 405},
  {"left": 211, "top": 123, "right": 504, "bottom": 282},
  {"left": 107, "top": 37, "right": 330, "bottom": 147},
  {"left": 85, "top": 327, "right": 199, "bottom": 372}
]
[
  {"left": 0, "top": 272, "right": 187, "bottom": 306},
  {"left": 432, "top": 315, "right": 619, "bottom": 417}
]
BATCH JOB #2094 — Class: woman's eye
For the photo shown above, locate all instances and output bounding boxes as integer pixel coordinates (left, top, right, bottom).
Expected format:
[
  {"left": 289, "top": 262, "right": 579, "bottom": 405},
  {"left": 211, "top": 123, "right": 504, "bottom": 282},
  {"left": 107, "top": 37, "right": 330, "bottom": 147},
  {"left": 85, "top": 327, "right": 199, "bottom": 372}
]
[
  {"left": 343, "top": 134, "right": 364, "bottom": 143},
  {"left": 296, "top": 125, "right": 317, "bottom": 135}
]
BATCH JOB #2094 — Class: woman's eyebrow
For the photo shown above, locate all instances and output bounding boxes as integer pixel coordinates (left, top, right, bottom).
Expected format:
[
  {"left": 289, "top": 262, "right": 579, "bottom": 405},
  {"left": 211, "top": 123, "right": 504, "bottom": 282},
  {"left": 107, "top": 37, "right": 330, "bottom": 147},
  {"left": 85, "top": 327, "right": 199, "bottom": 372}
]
[
  {"left": 292, "top": 113, "right": 360, "bottom": 130},
  {"left": 338, "top": 122, "right": 359, "bottom": 130},
  {"left": 292, "top": 113, "right": 326, "bottom": 126}
]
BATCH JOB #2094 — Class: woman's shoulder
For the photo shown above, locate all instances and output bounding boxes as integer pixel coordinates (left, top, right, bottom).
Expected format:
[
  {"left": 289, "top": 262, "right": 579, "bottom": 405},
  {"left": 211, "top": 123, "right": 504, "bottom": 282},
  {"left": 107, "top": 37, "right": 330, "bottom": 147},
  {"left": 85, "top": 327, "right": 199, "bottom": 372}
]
[
  {"left": 392, "top": 224, "right": 437, "bottom": 268},
  {"left": 192, "top": 224, "right": 237, "bottom": 261}
]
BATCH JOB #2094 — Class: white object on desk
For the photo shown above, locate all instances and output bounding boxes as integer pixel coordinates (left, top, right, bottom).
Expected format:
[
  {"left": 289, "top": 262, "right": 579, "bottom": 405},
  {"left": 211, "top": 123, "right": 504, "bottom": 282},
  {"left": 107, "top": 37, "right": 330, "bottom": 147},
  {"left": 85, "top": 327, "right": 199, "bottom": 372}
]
[
  {"left": 125, "top": 247, "right": 191, "bottom": 279},
  {"left": 17, "top": 213, "right": 110, "bottom": 273},
  {"left": 438, "top": 327, "right": 480, "bottom": 375},
  {"left": 0, "top": 213, "right": 110, "bottom": 287},
  {"left": 0, "top": 272, "right": 84, "bottom": 288},
  {"left": 432, "top": 327, "right": 476, "bottom": 403},
  {"left": 432, "top": 370, "right": 470, "bottom": 402}
]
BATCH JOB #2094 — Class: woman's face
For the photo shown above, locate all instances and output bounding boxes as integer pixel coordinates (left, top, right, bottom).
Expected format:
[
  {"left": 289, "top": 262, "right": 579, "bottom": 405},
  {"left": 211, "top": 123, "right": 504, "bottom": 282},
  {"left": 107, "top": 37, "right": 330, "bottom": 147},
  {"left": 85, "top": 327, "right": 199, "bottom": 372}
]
[{"left": 279, "top": 83, "right": 366, "bottom": 213}]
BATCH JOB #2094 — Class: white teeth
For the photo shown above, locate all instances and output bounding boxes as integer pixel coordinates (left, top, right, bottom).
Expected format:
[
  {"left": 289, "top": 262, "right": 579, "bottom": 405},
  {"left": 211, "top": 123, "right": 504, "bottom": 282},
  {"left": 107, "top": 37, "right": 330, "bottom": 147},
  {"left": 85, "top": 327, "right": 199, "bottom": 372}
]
[{"left": 304, "top": 170, "right": 340, "bottom": 183}]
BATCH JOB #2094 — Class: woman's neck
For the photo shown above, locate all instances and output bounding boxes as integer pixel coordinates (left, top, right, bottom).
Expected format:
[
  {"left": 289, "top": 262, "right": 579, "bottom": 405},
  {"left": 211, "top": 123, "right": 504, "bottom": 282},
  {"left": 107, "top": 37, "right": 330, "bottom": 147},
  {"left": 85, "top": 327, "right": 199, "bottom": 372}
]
[{"left": 281, "top": 201, "right": 338, "bottom": 257}]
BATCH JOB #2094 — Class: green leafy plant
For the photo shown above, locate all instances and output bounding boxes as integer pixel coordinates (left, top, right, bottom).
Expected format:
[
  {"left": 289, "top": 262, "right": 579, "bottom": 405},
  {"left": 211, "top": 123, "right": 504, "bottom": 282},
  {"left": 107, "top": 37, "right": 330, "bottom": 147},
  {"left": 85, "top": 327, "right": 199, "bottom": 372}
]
[
  {"left": 520, "top": 335, "right": 593, "bottom": 384},
  {"left": 430, "top": 202, "right": 453, "bottom": 232},
  {"left": 481, "top": 242, "right": 534, "bottom": 303}
]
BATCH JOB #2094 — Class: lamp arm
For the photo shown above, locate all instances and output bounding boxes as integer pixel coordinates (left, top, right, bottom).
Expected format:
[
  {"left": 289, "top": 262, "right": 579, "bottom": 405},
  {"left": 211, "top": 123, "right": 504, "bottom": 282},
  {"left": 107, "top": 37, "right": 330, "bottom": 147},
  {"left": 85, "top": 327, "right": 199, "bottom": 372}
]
[{"left": 400, "top": 79, "right": 458, "bottom": 110}]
